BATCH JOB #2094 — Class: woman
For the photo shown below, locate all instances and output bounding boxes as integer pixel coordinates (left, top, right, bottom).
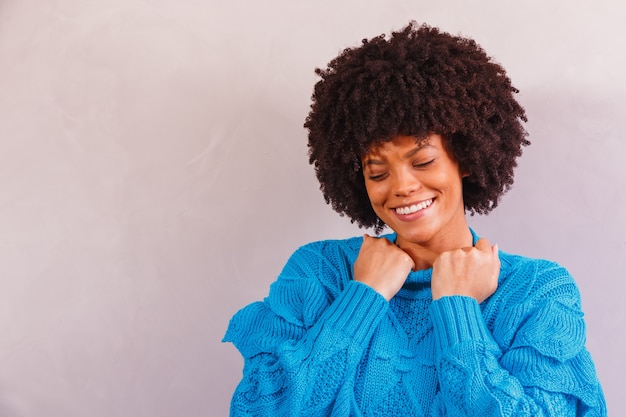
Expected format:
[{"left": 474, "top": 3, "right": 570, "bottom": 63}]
[{"left": 223, "top": 22, "right": 607, "bottom": 416}]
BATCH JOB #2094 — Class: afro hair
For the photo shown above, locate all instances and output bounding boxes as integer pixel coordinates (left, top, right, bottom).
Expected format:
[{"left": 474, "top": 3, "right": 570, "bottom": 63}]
[{"left": 304, "top": 22, "right": 529, "bottom": 232}]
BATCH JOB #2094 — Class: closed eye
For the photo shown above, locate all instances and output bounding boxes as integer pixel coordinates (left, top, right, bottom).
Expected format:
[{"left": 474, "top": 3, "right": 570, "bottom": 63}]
[
  {"left": 368, "top": 173, "right": 388, "bottom": 181},
  {"left": 414, "top": 159, "right": 435, "bottom": 168}
]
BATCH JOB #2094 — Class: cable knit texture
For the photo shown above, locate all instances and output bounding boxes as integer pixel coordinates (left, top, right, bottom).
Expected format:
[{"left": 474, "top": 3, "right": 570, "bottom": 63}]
[{"left": 223, "top": 231, "right": 607, "bottom": 416}]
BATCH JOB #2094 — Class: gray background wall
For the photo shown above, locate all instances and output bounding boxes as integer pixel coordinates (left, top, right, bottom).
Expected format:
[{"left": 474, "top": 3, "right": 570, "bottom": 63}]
[{"left": 0, "top": 0, "right": 623, "bottom": 416}]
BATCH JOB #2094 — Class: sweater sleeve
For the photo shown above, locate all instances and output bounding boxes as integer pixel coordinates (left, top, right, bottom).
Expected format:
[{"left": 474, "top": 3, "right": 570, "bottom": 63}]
[
  {"left": 429, "top": 260, "right": 607, "bottom": 417},
  {"left": 223, "top": 242, "right": 388, "bottom": 417}
]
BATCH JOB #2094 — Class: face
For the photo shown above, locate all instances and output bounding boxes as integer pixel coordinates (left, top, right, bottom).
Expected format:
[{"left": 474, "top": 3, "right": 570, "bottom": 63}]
[{"left": 362, "top": 134, "right": 468, "bottom": 250}]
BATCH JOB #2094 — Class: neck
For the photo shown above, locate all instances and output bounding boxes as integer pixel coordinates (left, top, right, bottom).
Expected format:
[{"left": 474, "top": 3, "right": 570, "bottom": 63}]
[{"left": 396, "top": 227, "right": 473, "bottom": 271}]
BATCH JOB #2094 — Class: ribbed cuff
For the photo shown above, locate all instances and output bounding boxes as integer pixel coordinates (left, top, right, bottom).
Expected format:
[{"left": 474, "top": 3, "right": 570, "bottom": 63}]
[
  {"left": 430, "top": 296, "right": 494, "bottom": 350},
  {"left": 320, "top": 280, "right": 389, "bottom": 350}
]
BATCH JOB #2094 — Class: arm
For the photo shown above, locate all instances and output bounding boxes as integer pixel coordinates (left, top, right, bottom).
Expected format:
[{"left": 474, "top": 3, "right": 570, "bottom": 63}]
[
  {"left": 223, "top": 243, "right": 389, "bottom": 417},
  {"left": 429, "top": 261, "right": 607, "bottom": 416}
]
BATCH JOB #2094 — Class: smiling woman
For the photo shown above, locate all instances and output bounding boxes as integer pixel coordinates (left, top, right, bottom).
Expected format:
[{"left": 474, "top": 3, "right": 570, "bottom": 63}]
[
  {"left": 362, "top": 134, "right": 470, "bottom": 272},
  {"left": 223, "top": 22, "right": 607, "bottom": 416}
]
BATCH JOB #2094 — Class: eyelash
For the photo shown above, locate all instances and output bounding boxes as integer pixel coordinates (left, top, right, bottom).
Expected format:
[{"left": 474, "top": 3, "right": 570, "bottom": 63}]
[
  {"left": 368, "top": 174, "right": 387, "bottom": 181},
  {"left": 414, "top": 159, "right": 435, "bottom": 168},
  {"left": 367, "top": 159, "right": 435, "bottom": 181}
]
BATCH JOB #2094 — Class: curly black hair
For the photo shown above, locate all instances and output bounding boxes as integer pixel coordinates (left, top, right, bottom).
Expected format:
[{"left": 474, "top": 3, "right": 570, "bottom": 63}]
[{"left": 304, "top": 22, "right": 529, "bottom": 232}]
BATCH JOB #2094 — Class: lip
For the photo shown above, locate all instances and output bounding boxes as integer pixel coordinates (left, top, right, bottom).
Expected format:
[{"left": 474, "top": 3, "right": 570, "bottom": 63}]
[{"left": 392, "top": 198, "right": 435, "bottom": 221}]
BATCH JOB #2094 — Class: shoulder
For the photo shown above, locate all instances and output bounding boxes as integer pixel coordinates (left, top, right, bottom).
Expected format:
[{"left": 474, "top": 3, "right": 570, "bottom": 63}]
[
  {"left": 497, "top": 251, "right": 581, "bottom": 304},
  {"left": 279, "top": 235, "right": 364, "bottom": 281},
  {"left": 288, "top": 235, "right": 364, "bottom": 262},
  {"left": 488, "top": 252, "right": 588, "bottom": 359},
  {"left": 264, "top": 235, "right": 365, "bottom": 327}
]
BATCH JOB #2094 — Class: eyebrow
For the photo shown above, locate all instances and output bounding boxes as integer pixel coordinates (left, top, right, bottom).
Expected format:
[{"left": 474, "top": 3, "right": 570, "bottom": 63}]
[{"left": 363, "top": 142, "right": 435, "bottom": 166}]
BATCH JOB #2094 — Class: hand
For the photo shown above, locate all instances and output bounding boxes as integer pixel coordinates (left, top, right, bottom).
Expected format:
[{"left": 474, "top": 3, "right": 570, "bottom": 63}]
[
  {"left": 353, "top": 234, "right": 415, "bottom": 301},
  {"left": 431, "top": 238, "right": 500, "bottom": 303}
]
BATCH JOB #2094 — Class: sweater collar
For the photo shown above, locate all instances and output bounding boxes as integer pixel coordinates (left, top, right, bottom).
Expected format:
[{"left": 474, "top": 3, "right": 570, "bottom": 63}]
[{"left": 384, "top": 227, "right": 481, "bottom": 286}]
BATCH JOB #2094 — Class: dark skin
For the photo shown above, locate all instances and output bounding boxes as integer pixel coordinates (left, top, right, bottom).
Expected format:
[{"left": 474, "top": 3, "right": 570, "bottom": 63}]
[{"left": 353, "top": 135, "right": 500, "bottom": 302}]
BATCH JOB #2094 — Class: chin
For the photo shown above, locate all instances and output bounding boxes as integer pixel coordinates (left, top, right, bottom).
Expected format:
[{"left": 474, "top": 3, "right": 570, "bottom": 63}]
[{"left": 396, "top": 228, "right": 436, "bottom": 245}]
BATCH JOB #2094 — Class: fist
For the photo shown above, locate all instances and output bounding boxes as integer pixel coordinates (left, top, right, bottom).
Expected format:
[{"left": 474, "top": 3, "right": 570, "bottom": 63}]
[
  {"left": 431, "top": 238, "right": 500, "bottom": 303},
  {"left": 354, "top": 235, "right": 415, "bottom": 301}
]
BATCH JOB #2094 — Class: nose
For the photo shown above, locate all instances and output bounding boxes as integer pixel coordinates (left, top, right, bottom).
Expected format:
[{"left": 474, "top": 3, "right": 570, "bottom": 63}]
[{"left": 393, "top": 168, "right": 420, "bottom": 197}]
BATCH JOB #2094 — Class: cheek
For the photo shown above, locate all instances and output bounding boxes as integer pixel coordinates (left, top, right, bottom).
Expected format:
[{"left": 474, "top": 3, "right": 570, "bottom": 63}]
[
  {"left": 364, "top": 183, "right": 384, "bottom": 206},
  {"left": 434, "top": 169, "right": 462, "bottom": 191}
]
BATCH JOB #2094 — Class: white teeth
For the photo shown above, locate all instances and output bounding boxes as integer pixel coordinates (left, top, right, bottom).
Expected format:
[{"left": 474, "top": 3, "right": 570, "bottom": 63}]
[{"left": 395, "top": 199, "right": 433, "bottom": 215}]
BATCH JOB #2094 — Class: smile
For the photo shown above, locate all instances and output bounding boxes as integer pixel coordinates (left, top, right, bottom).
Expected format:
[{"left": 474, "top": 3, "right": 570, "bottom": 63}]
[{"left": 394, "top": 199, "right": 433, "bottom": 215}]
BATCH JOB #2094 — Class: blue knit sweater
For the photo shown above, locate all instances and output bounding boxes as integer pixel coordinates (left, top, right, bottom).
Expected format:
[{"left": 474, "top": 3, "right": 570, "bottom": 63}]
[{"left": 223, "top": 232, "right": 606, "bottom": 416}]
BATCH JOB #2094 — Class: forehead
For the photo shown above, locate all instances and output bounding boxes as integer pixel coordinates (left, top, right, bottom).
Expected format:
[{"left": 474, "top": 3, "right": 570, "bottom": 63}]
[{"left": 363, "top": 134, "right": 439, "bottom": 157}]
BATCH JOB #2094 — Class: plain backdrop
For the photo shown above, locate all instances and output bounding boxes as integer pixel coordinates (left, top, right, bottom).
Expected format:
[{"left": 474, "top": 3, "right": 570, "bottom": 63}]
[{"left": 0, "top": 0, "right": 624, "bottom": 416}]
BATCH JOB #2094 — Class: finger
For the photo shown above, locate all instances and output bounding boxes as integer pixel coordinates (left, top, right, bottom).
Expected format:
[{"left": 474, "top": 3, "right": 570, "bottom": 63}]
[
  {"left": 492, "top": 244, "right": 500, "bottom": 265},
  {"left": 404, "top": 252, "right": 416, "bottom": 270},
  {"left": 474, "top": 237, "right": 492, "bottom": 251},
  {"left": 492, "top": 243, "right": 501, "bottom": 276}
]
